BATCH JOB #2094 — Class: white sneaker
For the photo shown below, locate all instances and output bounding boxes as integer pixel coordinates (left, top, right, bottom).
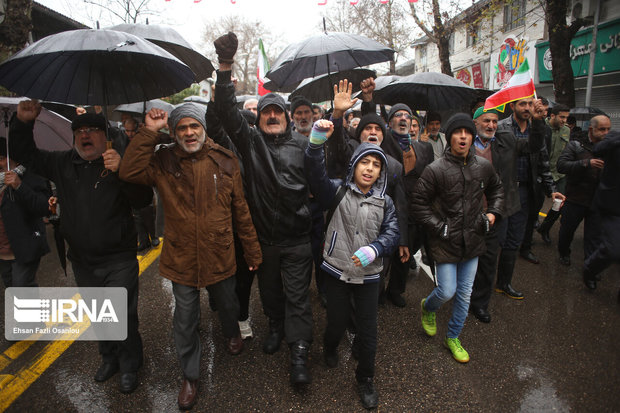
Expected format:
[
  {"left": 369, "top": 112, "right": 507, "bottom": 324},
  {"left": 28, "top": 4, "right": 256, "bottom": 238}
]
[{"left": 238, "top": 319, "right": 253, "bottom": 339}]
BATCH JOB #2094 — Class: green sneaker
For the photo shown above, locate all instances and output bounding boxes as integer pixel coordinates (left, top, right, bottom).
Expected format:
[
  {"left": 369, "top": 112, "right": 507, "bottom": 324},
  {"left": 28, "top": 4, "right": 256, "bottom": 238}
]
[
  {"left": 444, "top": 337, "right": 470, "bottom": 363},
  {"left": 420, "top": 298, "right": 436, "bottom": 337}
]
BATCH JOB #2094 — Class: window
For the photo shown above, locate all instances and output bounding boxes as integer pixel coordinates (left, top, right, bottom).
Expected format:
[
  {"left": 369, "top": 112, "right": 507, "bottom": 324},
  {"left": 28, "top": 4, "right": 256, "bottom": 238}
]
[
  {"left": 418, "top": 46, "right": 427, "bottom": 70},
  {"left": 449, "top": 33, "right": 455, "bottom": 54},
  {"left": 467, "top": 24, "right": 481, "bottom": 48},
  {"left": 504, "top": 0, "right": 526, "bottom": 31}
]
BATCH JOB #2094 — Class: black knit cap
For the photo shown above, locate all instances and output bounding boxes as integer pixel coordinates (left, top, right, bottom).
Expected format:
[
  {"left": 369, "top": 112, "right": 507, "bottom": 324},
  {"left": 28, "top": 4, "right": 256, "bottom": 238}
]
[
  {"left": 290, "top": 96, "right": 313, "bottom": 115},
  {"left": 355, "top": 113, "right": 387, "bottom": 141},
  {"left": 256, "top": 93, "right": 290, "bottom": 126},
  {"left": 444, "top": 113, "right": 476, "bottom": 143},
  {"left": 71, "top": 113, "right": 107, "bottom": 132},
  {"left": 387, "top": 103, "right": 413, "bottom": 122}
]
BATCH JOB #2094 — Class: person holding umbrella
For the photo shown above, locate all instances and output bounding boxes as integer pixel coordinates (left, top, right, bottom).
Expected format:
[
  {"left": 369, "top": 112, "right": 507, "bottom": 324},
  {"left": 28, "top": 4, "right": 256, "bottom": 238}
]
[
  {"left": 9, "top": 100, "right": 153, "bottom": 394},
  {"left": 211, "top": 32, "right": 315, "bottom": 386}
]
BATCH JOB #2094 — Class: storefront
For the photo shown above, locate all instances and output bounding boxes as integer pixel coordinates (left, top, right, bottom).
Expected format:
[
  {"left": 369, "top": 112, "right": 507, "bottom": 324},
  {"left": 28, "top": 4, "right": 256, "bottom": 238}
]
[{"left": 536, "top": 18, "right": 620, "bottom": 128}]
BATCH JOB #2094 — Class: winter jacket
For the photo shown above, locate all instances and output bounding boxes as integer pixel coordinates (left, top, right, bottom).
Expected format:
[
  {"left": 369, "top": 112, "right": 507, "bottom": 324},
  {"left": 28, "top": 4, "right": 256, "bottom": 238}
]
[
  {"left": 544, "top": 119, "right": 570, "bottom": 182},
  {"left": 0, "top": 170, "right": 51, "bottom": 263},
  {"left": 9, "top": 117, "right": 153, "bottom": 268},
  {"left": 119, "top": 127, "right": 262, "bottom": 288},
  {"left": 305, "top": 142, "right": 399, "bottom": 284},
  {"left": 411, "top": 146, "right": 504, "bottom": 263},
  {"left": 498, "top": 116, "right": 555, "bottom": 211},
  {"left": 593, "top": 131, "right": 620, "bottom": 216},
  {"left": 557, "top": 134, "right": 602, "bottom": 208},
  {"left": 211, "top": 71, "right": 311, "bottom": 246}
]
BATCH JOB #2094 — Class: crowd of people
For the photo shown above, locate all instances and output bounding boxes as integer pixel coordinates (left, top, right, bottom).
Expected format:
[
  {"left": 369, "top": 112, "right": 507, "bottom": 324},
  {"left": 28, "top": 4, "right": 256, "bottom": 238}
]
[{"left": 2, "top": 31, "right": 619, "bottom": 411}]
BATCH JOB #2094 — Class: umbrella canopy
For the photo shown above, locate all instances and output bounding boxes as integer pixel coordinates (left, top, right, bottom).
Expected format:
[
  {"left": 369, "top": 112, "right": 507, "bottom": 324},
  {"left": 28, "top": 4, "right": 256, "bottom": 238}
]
[
  {"left": 0, "top": 29, "right": 195, "bottom": 106},
  {"left": 0, "top": 97, "right": 73, "bottom": 151},
  {"left": 108, "top": 23, "right": 214, "bottom": 82},
  {"left": 289, "top": 68, "right": 376, "bottom": 103},
  {"left": 570, "top": 106, "right": 608, "bottom": 120},
  {"left": 183, "top": 95, "right": 210, "bottom": 105},
  {"left": 265, "top": 32, "right": 394, "bottom": 91},
  {"left": 374, "top": 72, "right": 476, "bottom": 111},
  {"left": 112, "top": 99, "right": 174, "bottom": 121}
]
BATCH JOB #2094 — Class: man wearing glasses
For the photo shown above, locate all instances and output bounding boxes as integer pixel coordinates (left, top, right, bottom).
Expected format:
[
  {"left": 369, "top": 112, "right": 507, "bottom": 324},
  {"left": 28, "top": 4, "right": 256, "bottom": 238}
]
[{"left": 10, "top": 101, "right": 153, "bottom": 395}]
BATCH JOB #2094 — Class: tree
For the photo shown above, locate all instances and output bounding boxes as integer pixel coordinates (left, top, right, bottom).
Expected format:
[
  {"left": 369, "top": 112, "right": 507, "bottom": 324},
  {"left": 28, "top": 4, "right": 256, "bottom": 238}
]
[
  {"left": 408, "top": 0, "right": 462, "bottom": 76},
  {"left": 162, "top": 84, "right": 200, "bottom": 105},
  {"left": 81, "top": 0, "right": 159, "bottom": 24},
  {"left": 322, "top": 0, "right": 415, "bottom": 74},
  {"left": 544, "top": 0, "right": 586, "bottom": 107},
  {"left": 203, "top": 16, "right": 276, "bottom": 95},
  {"left": 0, "top": 0, "right": 33, "bottom": 96}
]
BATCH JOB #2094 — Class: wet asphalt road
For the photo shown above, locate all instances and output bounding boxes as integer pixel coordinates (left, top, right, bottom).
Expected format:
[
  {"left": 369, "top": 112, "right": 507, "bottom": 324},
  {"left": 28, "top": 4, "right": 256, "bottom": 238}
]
[{"left": 1, "top": 212, "right": 619, "bottom": 412}]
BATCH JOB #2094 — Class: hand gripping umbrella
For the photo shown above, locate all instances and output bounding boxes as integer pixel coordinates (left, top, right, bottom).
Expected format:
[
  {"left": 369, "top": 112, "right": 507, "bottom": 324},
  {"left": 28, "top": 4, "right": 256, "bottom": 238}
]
[
  {"left": 0, "top": 29, "right": 196, "bottom": 106},
  {"left": 265, "top": 31, "right": 394, "bottom": 92},
  {"left": 108, "top": 23, "right": 215, "bottom": 82}
]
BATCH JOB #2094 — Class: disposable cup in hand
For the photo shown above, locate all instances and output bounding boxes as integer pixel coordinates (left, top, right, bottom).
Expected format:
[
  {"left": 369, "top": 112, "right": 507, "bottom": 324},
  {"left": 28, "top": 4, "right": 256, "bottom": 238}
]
[{"left": 552, "top": 198, "right": 562, "bottom": 211}]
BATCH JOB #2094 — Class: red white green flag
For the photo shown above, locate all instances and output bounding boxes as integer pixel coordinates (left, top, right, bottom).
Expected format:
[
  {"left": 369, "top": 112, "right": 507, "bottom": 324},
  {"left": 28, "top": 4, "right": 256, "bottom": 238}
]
[
  {"left": 257, "top": 38, "right": 270, "bottom": 96},
  {"left": 484, "top": 58, "right": 536, "bottom": 111}
]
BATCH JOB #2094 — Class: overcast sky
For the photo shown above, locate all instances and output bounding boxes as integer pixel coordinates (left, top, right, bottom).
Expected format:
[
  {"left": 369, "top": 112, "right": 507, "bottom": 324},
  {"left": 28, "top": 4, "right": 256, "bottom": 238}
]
[{"left": 39, "top": 0, "right": 331, "bottom": 54}]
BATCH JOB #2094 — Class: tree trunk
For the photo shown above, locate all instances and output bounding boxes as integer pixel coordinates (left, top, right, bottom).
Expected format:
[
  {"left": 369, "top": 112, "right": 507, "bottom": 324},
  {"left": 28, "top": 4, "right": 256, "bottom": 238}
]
[
  {"left": 0, "top": 0, "right": 33, "bottom": 59},
  {"left": 546, "top": 0, "right": 583, "bottom": 107},
  {"left": 437, "top": 36, "right": 452, "bottom": 76}
]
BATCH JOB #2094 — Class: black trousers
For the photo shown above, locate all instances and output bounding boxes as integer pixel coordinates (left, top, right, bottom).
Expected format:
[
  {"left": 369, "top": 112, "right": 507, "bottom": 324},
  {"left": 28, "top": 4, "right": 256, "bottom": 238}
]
[
  {"left": 558, "top": 201, "right": 602, "bottom": 260},
  {"left": 72, "top": 259, "right": 143, "bottom": 373},
  {"left": 310, "top": 200, "right": 327, "bottom": 295},
  {"left": 324, "top": 275, "right": 378, "bottom": 380},
  {"left": 257, "top": 242, "right": 313, "bottom": 344},
  {"left": 0, "top": 258, "right": 41, "bottom": 287},
  {"left": 387, "top": 222, "right": 423, "bottom": 295},
  {"left": 520, "top": 188, "right": 545, "bottom": 253},
  {"left": 584, "top": 214, "right": 620, "bottom": 278},
  {"left": 233, "top": 234, "right": 256, "bottom": 321},
  {"left": 470, "top": 221, "right": 504, "bottom": 311}
]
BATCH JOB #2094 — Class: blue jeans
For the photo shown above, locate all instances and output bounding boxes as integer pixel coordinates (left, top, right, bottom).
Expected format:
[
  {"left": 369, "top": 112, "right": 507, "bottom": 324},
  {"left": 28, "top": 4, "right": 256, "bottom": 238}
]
[{"left": 424, "top": 257, "right": 479, "bottom": 339}]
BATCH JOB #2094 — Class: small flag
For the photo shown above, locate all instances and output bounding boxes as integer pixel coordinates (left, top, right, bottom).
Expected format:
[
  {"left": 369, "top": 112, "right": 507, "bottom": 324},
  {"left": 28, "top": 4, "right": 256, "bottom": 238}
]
[
  {"left": 257, "top": 39, "right": 270, "bottom": 96},
  {"left": 484, "top": 58, "right": 535, "bottom": 111}
]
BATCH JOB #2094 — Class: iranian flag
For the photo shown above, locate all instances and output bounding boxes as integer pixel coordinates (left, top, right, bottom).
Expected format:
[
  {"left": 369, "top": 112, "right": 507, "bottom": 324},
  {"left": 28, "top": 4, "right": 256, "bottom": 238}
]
[
  {"left": 484, "top": 58, "right": 536, "bottom": 111},
  {"left": 257, "top": 39, "right": 270, "bottom": 96}
]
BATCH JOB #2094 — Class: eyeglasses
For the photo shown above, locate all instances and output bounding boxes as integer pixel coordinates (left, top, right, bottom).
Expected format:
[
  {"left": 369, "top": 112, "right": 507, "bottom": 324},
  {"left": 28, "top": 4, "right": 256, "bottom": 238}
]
[
  {"left": 74, "top": 127, "right": 102, "bottom": 135},
  {"left": 393, "top": 112, "right": 413, "bottom": 120}
]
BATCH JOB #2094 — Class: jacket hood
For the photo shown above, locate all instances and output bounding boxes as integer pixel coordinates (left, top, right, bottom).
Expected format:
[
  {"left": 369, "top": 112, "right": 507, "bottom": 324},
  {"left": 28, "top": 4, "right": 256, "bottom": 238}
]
[{"left": 346, "top": 142, "right": 388, "bottom": 198}]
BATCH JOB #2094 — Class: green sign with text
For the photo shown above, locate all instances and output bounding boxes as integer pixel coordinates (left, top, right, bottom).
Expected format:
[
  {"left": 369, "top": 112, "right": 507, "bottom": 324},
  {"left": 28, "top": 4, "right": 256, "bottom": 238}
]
[{"left": 536, "top": 18, "right": 620, "bottom": 82}]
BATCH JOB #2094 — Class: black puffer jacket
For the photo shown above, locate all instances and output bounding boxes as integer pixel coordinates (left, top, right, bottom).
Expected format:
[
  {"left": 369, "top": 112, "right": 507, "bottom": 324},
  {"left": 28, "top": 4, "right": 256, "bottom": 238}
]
[
  {"left": 557, "top": 134, "right": 601, "bottom": 208},
  {"left": 212, "top": 71, "right": 311, "bottom": 246},
  {"left": 411, "top": 147, "right": 504, "bottom": 263}
]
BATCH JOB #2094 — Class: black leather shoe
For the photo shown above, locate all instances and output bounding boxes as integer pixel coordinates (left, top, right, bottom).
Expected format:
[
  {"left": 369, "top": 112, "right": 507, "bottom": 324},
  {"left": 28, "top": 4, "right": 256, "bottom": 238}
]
[
  {"left": 290, "top": 340, "right": 311, "bottom": 385},
  {"left": 520, "top": 250, "right": 539, "bottom": 264},
  {"left": 357, "top": 377, "right": 379, "bottom": 410},
  {"left": 119, "top": 372, "right": 138, "bottom": 394},
  {"left": 324, "top": 346, "right": 338, "bottom": 368},
  {"left": 559, "top": 255, "right": 571, "bottom": 266},
  {"left": 583, "top": 270, "right": 597, "bottom": 290},
  {"left": 387, "top": 292, "right": 406, "bottom": 308},
  {"left": 262, "top": 320, "right": 284, "bottom": 355},
  {"left": 94, "top": 362, "right": 119, "bottom": 382},
  {"left": 470, "top": 306, "right": 491, "bottom": 323},
  {"left": 495, "top": 284, "right": 524, "bottom": 300},
  {"left": 537, "top": 227, "right": 551, "bottom": 244}
]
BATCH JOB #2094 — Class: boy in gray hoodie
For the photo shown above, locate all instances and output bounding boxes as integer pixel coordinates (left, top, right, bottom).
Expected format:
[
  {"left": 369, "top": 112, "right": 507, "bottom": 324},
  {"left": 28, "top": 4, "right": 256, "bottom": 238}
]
[{"left": 305, "top": 120, "right": 400, "bottom": 410}]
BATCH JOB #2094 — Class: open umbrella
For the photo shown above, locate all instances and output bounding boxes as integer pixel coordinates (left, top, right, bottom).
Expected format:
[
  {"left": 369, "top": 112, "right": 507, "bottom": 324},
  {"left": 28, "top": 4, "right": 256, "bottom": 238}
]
[
  {"left": 289, "top": 68, "right": 376, "bottom": 103},
  {"left": 112, "top": 99, "right": 174, "bottom": 121},
  {"left": 0, "top": 29, "right": 195, "bottom": 106},
  {"left": 374, "top": 72, "right": 476, "bottom": 111},
  {"left": 265, "top": 32, "right": 394, "bottom": 92},
  {"left": 108, "top": 23, "right": 214, "bottom": 82},
  {"left": 183, "top": 95, "right": 210, "bottom": 105},
  {"left": 0, "top": 97, "right": 73, "bottom": 151},
  {"left": 352, "top": 75, "right": 401, "bottom": 99},
  {"left": 570, "top": 106, "right": 608, "bottom": 120}
]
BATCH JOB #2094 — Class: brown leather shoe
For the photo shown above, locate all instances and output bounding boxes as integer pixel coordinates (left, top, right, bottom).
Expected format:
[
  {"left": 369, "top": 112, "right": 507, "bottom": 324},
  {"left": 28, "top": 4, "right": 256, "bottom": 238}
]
[
  {"left": 178, "top": 378, "right": 198, "bottom": 410},
  {"left": 227, "top": 335, "right": 244, "bottom": 355}
]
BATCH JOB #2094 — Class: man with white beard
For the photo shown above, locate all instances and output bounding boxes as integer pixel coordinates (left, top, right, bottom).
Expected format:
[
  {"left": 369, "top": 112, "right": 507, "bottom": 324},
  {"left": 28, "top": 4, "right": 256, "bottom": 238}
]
[{"left": 291, "top": 97, "right": 314, "bottom": 137}]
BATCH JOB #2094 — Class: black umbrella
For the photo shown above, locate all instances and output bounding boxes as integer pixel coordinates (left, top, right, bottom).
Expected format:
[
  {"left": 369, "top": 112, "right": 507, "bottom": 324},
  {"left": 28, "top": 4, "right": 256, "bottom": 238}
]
[
  {"left": 352, "top": 74, "right": 401, "bottom": 99},
  {"left": 374, "top": 72, "right": 477, "bottom": 111},
  {"left": 0, "top": 29, "right": 195, "bottom": 106},
  {"left": 289, "top": 68, "right": 376, "bottom": 103},
  {"left": 570, "top": 106, "right": 608, "bottom": 120},
  {"left": 265, "top": 32, "right": 394, "bottom": 91},
  {"left": 108, "top": 23, "right": 214, "bottom": 82}
]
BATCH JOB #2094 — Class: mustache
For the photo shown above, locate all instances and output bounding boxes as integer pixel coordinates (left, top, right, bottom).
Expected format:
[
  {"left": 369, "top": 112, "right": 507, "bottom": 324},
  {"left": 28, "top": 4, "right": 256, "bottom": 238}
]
[{"left": 267, "top": 118, "right": 280, "bottom": 125}]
